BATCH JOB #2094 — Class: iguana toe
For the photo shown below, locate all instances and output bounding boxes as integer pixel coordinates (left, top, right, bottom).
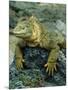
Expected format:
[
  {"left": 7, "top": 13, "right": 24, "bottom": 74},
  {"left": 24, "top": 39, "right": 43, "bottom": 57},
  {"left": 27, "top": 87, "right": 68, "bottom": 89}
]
[
  {"left": 16, "top": 57, "right": 24, "bottom": 70},
  {"left": 44, "top": 62, "right": 57, "bottom": 76}
]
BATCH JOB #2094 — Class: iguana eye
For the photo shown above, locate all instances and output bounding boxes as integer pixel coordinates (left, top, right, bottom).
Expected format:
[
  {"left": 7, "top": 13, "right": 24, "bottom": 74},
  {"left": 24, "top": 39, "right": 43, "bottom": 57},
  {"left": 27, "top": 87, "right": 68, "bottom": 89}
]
[{"left": 26, "top": 25, "right": 29, "bottom": 27}]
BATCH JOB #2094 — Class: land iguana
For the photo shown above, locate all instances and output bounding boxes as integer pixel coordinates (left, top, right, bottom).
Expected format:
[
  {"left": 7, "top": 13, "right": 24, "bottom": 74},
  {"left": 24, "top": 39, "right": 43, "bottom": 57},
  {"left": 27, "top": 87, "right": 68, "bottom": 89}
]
[{"left": 10, "top": 16, "right": 66, "bottom": 76}]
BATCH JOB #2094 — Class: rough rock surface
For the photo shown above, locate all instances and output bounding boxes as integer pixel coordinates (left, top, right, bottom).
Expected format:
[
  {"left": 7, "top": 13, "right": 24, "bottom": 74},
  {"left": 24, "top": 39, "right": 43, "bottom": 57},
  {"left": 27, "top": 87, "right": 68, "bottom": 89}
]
[{"left": 9, "top": 1, "right": 66, "bottom": 89}]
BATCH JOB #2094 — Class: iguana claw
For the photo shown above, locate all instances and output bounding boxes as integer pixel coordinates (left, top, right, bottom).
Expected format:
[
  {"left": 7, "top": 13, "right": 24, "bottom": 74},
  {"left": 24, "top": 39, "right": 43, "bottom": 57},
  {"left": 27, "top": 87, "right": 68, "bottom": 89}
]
[
  {"left": 16, "top": 57, "right": 24, "bottom": 70},
  {"left": 44, "top": 62, "right": 57, "bottom": 76}
]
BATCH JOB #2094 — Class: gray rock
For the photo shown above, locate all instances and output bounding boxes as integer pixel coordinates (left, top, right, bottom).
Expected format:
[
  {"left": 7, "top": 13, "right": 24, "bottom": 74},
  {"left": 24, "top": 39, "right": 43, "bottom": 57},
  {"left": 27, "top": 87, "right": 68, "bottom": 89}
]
[
  {"left": 9, "top": 50, "right": 14, "bottom": 66},
  {"left": 9, "top": 47, "right": 66, "bottom": 88},
  {"left": 9, "top": 1, "right": 66, "bottom": 89},
  {"left": 15, "top": 81, "right": 25, "bottom": 88},
  {"left": 56, "top": 20, "right": 66, "bottom": 36}
]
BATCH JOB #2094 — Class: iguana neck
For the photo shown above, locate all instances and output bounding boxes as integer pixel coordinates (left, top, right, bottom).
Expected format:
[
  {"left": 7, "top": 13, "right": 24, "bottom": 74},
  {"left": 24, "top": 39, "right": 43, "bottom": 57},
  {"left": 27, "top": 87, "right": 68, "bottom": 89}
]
[{"left": 25, "top": 20, "right": 42, "bottom": 43}]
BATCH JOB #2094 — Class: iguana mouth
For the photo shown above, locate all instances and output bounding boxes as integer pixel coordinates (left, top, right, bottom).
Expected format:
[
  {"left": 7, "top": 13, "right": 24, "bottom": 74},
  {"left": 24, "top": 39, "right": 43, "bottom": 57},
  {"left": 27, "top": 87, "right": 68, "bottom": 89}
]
[{"left": 9, "top": 30, "right": 32, "bottom": 38}]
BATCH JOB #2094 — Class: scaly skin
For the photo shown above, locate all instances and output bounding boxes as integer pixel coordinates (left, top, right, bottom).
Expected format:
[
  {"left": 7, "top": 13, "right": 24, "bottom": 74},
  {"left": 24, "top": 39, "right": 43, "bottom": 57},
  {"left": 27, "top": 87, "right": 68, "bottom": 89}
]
[{"left": 10, "top": 16, "right": 65, "bottom": 76}]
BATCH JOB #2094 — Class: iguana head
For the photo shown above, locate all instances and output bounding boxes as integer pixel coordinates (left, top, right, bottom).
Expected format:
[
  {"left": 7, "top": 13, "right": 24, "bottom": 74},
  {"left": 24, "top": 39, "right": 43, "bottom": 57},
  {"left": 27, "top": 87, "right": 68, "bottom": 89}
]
[
  {"left": 10, "top": 16, "right": 41, "bottom": 41},
  {"left": 11, "top": 17, "right": 32, "bottom": 38}
]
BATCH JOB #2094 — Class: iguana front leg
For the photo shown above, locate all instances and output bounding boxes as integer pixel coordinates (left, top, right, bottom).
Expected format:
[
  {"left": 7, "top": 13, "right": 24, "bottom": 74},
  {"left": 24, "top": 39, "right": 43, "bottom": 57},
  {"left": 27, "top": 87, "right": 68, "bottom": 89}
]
[
  {"left": 15, "top": 40, "right": 26, "bottom": 70},
  {"left": 44, "top": 45, "right": 60, "bottom": 76},
  {"left": 15, "top": 45, "right": 25, "bottom": 70}
]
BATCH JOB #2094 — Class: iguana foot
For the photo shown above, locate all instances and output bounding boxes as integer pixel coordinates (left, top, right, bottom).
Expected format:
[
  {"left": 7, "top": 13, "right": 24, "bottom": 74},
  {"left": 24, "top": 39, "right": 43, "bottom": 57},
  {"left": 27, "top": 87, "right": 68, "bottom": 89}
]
[
  {"left": 44, "top": 62, "right": 57, "bottom": 76},
  {"left": 16, "top": 57, "right": 24, "bottom": 70}
]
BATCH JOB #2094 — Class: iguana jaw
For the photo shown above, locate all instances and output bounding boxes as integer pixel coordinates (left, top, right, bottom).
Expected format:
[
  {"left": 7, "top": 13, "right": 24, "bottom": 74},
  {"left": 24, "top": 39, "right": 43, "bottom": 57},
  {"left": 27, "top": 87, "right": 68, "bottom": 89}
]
[{"left": 9, "top": 30, "right": 32, "bottom": 39}]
